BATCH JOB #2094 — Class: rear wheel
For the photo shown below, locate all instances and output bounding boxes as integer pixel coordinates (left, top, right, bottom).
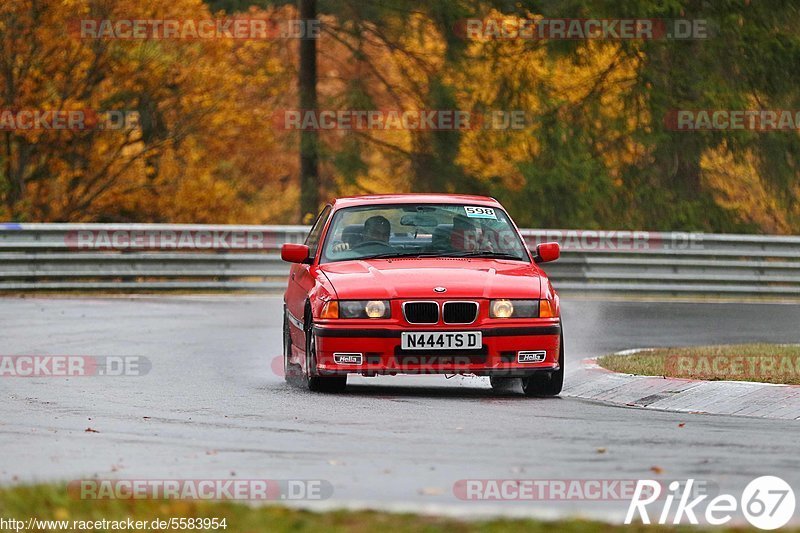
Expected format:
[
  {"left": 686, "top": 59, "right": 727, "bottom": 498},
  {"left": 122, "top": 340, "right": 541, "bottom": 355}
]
[
  {"left": 521, "top": 329, "right": 564, "bottom": 397},
  {"left": 304, "top": 321, "right": 347, "bottom": 393}
]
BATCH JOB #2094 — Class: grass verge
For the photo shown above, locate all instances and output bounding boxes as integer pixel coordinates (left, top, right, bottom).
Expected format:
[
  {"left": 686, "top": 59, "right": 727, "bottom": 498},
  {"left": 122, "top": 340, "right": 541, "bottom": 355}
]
[
  {"left": 598, "top": 344, "right": 800, "bottom": 385},
  {"left": 0, "top": 484, "right": 784, "bottom": 532}
]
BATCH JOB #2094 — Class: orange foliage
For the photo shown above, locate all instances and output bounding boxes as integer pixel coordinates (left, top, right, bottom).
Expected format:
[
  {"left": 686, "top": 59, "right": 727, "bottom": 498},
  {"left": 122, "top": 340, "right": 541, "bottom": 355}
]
[{"left": 1, "top": 0, "right": 297, "bottom": 223}]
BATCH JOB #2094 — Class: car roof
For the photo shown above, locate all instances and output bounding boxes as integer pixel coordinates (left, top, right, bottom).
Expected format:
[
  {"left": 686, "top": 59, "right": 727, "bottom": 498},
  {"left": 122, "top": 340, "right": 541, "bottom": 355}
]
[{"left": 331, "top": 193, "right": 501, "bottom": 209}]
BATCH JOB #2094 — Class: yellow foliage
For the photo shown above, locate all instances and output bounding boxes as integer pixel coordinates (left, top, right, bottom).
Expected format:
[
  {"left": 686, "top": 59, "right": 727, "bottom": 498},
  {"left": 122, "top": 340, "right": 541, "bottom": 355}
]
[
  {"left": 701, "top": 144, "right": 792, "bottom": 233},
  {"left": 1, "top": 0, "right": 296, "bottom": 223},
  {"left": 1, "top": 0, "right": 797, "bottom": 233}
]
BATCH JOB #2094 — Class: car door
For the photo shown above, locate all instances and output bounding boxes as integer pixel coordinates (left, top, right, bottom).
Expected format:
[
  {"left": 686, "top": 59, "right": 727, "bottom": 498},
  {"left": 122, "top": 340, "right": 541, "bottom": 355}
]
[{"left": 285, "top": 205, "right": 332, "bottom": 342}]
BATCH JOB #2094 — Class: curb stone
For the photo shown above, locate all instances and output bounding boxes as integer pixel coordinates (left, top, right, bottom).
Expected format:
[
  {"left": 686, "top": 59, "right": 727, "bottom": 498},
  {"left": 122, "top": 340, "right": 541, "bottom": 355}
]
[{"left": 562, "top": 351, "right": 800, "bottom": 420}]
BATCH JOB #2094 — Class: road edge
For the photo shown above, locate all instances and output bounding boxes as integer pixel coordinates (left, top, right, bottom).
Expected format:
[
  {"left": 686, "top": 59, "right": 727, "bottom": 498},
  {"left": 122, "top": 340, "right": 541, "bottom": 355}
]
[{"left": 563, "top": 350, "right": 800, "bottom": 420}]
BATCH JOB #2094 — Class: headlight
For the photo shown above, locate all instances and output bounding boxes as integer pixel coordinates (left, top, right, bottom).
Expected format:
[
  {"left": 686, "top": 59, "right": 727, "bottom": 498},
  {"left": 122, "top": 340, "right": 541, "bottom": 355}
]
[
  {"left": 490, "top": 299, "right": 539, "bottom": 318},
  {"left": 490, "top": 299, "right": 514, "bottom": 318},
  {"left": 338, "top": 300, "right": 391, "bottom": 319},
  {"left": 365, "top": 300, "right": 387, "bottom": 318}
]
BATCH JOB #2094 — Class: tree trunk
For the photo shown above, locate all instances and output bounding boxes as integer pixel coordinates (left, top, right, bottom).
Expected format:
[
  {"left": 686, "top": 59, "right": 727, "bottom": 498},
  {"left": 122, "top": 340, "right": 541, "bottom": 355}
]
[{"left": 298, "top": 0, "right": 319, "bottom": 222}]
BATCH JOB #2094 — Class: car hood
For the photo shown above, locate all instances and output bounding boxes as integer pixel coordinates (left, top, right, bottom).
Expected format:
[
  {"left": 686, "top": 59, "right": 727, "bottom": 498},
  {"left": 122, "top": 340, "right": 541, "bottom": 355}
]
[{"left": 319, "top": 258, "right": 542, "bottom": 300}]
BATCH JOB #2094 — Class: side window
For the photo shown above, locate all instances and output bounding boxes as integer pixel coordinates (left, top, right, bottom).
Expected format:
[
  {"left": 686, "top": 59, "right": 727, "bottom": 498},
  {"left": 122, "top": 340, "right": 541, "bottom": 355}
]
[{"left": 304, "top": 205, "right": 332, "bottom": 258}]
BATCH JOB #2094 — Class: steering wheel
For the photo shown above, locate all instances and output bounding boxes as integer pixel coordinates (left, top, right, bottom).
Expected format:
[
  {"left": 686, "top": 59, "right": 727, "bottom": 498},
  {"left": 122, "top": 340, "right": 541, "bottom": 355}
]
[{"left": 353, "top": 240, "right": 394, "bottom": 251}]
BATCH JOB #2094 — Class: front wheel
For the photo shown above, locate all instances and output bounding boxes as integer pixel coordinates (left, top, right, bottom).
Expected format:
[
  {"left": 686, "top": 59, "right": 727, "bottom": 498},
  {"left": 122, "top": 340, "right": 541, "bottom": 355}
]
[
  {"left": 521, "top": 330, "right": 564, "bottom": 397},
  {"left": 305, "top": 322, "right": 347, "bottom": 393},
  {"left": 283, "top": 307, "right": 302, "bottom": 384}
]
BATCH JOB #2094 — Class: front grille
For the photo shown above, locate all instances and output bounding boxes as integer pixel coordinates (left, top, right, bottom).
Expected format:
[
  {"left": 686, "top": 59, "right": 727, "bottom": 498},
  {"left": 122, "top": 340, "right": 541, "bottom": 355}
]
[
  {"left": 403, "top": 302, "right": 439, "bottom": 324},
  {"left": 442, "top": 301, "right": 478, "bottom": 324}
]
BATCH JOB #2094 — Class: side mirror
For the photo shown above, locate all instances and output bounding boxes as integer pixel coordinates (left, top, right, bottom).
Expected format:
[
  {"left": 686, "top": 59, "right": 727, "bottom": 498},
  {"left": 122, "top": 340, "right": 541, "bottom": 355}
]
[
  {"left": 281, "top": 243, "right": 310, "bottom": 264},
  {"left": 534, "top": 242, "right": 560, "bottom": 263}
]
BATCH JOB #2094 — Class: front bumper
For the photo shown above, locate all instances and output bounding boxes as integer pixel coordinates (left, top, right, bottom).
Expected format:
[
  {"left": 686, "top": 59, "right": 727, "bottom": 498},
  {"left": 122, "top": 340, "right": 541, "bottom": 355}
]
[{"left": 312, "top": 322, "right": 561, "bottom": 377}]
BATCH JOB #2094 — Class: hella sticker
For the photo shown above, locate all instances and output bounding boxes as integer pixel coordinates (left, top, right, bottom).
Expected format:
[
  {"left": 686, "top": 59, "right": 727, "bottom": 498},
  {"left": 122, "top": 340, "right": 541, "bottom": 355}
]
[
  {"left": 518, "top": 351, "right": 546, "bottom": 363},
  {"left": 334, "top": 353, "right": 363, "bottom": 365}
]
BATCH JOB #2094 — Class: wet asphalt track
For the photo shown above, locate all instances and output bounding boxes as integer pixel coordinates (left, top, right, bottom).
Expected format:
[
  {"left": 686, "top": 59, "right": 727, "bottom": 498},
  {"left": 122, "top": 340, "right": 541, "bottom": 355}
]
[{"left": 1, "top": 295, "right": 799, "bottom": 521}]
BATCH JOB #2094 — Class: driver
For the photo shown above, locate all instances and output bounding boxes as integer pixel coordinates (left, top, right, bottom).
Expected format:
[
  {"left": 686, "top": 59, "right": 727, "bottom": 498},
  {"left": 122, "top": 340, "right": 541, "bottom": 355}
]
[{"left": 333, "top": 215, "right": 391, "bottom": 252}]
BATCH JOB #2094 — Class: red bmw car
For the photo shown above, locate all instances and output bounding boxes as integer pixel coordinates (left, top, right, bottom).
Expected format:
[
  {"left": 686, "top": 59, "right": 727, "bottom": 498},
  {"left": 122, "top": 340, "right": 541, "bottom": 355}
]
[{"left": 281, "top": 194, "right": 563, "bottom": 395}]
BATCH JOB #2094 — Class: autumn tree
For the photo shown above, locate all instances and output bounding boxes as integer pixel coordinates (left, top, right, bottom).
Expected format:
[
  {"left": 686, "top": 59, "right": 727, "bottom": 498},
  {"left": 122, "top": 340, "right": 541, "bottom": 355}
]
[{"left": 1, "top": 0, "right": 296, "bottom": 223}]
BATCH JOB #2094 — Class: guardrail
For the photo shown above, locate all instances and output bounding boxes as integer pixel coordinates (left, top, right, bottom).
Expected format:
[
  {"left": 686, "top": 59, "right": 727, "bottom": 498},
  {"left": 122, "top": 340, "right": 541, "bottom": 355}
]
[{"left": 1, "top": 223, "right": 799, "bottom": 296}]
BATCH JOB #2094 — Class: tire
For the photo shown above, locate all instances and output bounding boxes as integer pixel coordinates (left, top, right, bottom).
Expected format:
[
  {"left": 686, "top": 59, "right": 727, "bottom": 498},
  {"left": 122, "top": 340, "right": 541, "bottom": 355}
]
[
  {"left": 304, "top": 321, "right": 347, "bottom": 393},
  {"left": 521, "top": 328, "right": 564, "bottom": 397},
  {"left": 283, "top": 307, "right": 302, "bottom": 384}
]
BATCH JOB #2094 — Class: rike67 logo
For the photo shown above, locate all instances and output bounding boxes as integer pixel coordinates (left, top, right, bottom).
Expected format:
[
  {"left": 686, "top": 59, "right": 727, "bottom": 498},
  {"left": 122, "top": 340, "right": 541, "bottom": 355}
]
[{"left": 626, "top": 476, "right": 795, "bottom": 529}]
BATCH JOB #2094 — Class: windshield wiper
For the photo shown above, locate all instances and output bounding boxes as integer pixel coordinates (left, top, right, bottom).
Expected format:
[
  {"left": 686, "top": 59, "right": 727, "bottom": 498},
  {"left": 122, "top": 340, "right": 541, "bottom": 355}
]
[
  {"left": 360, "top": 251, "right": 525, "bottom": 261},
  {"left": 361, "top": 252, "right": 423, "bottom": 260},
  {"left": 445, "top": 251, "right": 526, "bottom": 261}
]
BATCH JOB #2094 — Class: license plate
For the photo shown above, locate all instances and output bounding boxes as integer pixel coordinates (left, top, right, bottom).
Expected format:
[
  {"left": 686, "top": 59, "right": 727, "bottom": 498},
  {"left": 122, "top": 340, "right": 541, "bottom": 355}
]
[{"left": 401, "top": 331, "right": 482, "bottom": 351}]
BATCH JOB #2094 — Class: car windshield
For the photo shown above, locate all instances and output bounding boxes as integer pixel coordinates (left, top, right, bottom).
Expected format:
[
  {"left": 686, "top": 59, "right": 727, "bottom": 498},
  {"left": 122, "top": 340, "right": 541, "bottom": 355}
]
[{"left": 320, "top": 203, "right": 529, "bottom": 263}]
